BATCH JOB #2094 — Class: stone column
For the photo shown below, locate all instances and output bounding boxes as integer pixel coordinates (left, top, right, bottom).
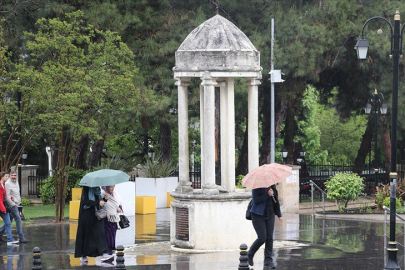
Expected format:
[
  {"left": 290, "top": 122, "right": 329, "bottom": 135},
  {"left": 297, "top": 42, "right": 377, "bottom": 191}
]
[
  {"left": 247, "top": 78, "right": 261, "bottom": 172},
  {"left": 220, "top": 78, "right": 236, "bottom": 192},
  {"left": 200, "top": 83, "right": 205, "bottom": 185},
  {"left": 201, "top": 72, "right": 219, "bottom": 195},
  {"left": 175, "top": 78, "right": 193, "bottom": 193}
]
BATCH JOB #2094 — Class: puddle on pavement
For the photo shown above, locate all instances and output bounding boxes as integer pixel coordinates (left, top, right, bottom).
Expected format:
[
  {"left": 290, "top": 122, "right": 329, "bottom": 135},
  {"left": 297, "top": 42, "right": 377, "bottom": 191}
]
[{"left": 0, "top": 211, "right": 404, "bottom": 269}]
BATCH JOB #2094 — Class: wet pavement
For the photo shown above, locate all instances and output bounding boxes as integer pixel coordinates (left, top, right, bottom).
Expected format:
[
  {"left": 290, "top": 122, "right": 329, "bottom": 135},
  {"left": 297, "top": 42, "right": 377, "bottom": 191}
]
[{"left": 0, "top": 206, "right": 404, "bottom": 269}]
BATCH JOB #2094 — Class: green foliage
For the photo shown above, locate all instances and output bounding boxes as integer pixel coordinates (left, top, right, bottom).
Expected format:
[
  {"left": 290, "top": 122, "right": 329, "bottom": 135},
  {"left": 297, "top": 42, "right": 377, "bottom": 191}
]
[
  {"left": 39, "top": 177, "right": 56, "bottom": 205},
  {"left": 296, "top": 86, "right": 367, "bottom": 164},
  {"left": 325, "top": 173, "right": 365, "bottom": 212},
  {"left": 236, "top": 175, "right": 244, "bottom": 188},
  {"left": 4, "top": 0, "right": 405, "bottom": 194},
  {"left": 144, "top": 159, "right": 175, "bottom": 178},
  {"left": 39, "top": 168, "right": 87, "bottom": 205},
  {"left": 295, "top": 85, "right": 328, "bottom": 164},
  {"left": 383, "top": 197, "right": 402, "bottom": 210},
  {"left": 376, "top": 189, "right": 385, "bottom": 210},
  {"left": 314, "top": 88, "right": 367, "bottom": 164},
  {"left": 358, "top": 202, "right": 372, "bottom": 213},
  {"left": 18, "top": 11, "right": 144, "bottom": 221},
  {"left": 97, "top": 154, "right": 133, "bottom": 172},
  {"left": 21, "top": 197, "right": 31, "bottom": 206}
]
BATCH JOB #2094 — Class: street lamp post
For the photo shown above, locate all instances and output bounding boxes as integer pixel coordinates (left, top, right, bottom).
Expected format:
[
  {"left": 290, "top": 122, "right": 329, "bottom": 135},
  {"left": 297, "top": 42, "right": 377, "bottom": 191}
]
[
  {"left": 364, "top": 89, "right": 387, "bottom": 185},
  {"left": 280, "top": 148, "right": 288, "bottom": 165},
  {"left": 22, "top": 151, "right": 28, "bottom": 166},
  {"left": 148, "top": 149, "right": 155, "bottom": 161},
  {"left": 355, "top": 9, "right": 402, "bottom": 270}
]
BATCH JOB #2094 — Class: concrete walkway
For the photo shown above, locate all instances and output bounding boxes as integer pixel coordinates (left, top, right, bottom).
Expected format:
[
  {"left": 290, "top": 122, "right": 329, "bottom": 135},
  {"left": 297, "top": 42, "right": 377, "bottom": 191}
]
[{"left": 0, "top": 196, "right": 403, "bottom": 269}]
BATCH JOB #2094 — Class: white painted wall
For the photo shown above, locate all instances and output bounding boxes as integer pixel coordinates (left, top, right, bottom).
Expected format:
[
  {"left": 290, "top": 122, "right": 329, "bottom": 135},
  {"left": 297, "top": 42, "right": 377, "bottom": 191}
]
[
  {"left": 135, "top": 177, "right": 178, "bottom": 208},
  {"left": 171, "top": 198, "right": 257, "bottom": 250},
  {"left": 115, "top": 181, "right": 135, "bottom": 216}
]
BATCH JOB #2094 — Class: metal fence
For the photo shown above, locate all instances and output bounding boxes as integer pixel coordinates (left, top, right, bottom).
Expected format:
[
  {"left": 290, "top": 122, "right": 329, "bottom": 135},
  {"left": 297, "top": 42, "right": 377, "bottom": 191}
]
[
  {"left": 170, "top": 171, "right": 201, "bottom": 189},
  {"left": 299, "top": 162, "right": 395, "bottom": 201},
  {"left": 28, "top": 175, "right": 48, "bottom": 198}
]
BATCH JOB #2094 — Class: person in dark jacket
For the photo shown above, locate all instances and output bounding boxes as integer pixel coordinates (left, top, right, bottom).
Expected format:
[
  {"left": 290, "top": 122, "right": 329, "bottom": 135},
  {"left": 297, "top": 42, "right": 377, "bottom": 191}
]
[
  {"left": 74, "top": 186, "right": 113, "bottom": 265},
  {"left": 247, "top": 185, "right": 282, "bottom": 269}
]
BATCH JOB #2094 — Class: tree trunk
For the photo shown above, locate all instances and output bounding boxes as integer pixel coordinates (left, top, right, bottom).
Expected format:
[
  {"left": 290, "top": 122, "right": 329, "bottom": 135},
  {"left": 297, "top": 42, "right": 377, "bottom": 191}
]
[
  {"left": 139, "top": 115, "right": 151, "bottom": 161},
  {"left": 284, "top": 99, "right": 296, "bottom": 164},
  {"left": 159, "top": 121, "right": 172, "bottom": 162},
  {"left": 88, "top": 139, "right": 104, "bottom": 169},
  {"left": 275, "top": 98, "right": 288, "bottom": 142},
  {"left": 353, "top": 118, "right": 373, "bottom": 174},
  {"left": 260, "top": 85, "right": 270, "bottom": 165},
  {"left": 236, "top": 125, "right": 248, "bottom": 178},
  {"left": 54, "top": 128, "right": 73, "bottom": 222},
  {"left": 74, "top": 134, "right": 89, "bottom": 170},
  {"left": 381, "top": 116, "right": 391, "bottom": 172}
]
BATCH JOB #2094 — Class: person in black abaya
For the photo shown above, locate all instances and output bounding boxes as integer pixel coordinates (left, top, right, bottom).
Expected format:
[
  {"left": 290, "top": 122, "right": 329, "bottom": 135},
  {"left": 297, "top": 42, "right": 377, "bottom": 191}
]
[{"left": 74, "top": 186, "right": 113, "bottom": 264}]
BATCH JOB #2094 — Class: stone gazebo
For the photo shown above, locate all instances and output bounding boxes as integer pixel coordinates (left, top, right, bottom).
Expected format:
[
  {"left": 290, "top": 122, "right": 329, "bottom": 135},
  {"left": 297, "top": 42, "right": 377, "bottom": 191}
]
[{"left": 170, "top": 14, "right": 261, "bottom": 251}]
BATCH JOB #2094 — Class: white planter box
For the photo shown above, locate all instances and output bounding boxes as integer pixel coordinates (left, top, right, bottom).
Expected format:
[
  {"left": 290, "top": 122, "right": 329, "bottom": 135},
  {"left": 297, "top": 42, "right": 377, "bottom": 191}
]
[{"left": 135, "top": 177, "right": 178, "bottom": 208}]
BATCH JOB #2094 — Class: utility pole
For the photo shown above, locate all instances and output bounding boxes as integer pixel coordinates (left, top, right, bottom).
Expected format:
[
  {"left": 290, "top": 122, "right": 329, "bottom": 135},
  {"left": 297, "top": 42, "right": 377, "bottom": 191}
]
[{"left": 269, "top": 18, "right": 284, "bottom": 163}]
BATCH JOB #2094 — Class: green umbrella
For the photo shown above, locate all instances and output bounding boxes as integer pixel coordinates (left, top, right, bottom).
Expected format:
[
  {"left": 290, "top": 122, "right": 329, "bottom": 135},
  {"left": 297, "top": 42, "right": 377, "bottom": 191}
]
[{"left": 79, "top": 169, "right": 130, "bottom": 187}]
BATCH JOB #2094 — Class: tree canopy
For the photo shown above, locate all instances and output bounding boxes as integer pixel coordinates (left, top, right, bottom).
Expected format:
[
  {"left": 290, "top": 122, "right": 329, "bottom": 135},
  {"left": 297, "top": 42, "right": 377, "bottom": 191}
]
[
  {"left": 1, "top": 0, "right": 405, "bottom": 190},
  {"left": 13, "top": 11, "right": 148, "bottom": 221}
]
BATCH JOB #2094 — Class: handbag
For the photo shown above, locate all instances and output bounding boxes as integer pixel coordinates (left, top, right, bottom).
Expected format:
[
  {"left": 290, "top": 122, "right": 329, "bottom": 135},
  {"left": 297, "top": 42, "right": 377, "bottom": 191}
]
[
  {"left": 95, "top": 208, "right": 107, "bottom": 220},
  {"left": 245, "top": 200, "right": 252, "bottom": 220},
  {"left": 3, "top": 198, "right": 13, "bottom": 212},
  {"left": 119, "top": 214, "right": 130, "bottom": 229}
]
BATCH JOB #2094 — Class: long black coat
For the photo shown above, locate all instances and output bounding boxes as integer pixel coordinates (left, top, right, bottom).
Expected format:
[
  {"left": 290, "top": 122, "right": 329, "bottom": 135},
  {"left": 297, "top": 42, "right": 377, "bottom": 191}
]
[{"left": 74, "top": 186, "right": 108, "bottom": 258}]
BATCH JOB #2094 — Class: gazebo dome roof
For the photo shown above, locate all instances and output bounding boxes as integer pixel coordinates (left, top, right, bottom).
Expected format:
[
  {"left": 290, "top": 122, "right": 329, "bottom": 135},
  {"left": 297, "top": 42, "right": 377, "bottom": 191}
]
[
  {"left": 174, "top": 14, "right": 260, "bottom": 73},
  {"left": 178, "top": 14, "right": 257, "bottom": 52}
]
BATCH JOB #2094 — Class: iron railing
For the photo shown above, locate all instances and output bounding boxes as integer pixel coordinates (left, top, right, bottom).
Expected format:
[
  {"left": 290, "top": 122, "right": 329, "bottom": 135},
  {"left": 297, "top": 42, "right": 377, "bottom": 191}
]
[
  {"left": 383, "top": 206, "right": 405, "bottom": 267},
  {"left": 310, "top": 180, "right": 327, "bottom": 214},
  {"left": 299, "top": 162, "right": 395, "bottom": 201},
  {"left": 28, "top": 175, "right": 47, "bottom": 198},
  {"left": 170, "top": 171, "right": 201, "bottom": 189}
]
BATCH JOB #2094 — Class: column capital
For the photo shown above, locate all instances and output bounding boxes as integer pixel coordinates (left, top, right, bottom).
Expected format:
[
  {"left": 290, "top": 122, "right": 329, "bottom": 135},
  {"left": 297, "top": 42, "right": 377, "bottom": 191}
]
[
  {"left": 246, "top": 78, "right": 261, "bottom": 86},
  {"left": 175, "top": 77, "right": 191, "bottom": 87},
  {"left": 201, "top": 71, "right": 217, "bottom": 86}
]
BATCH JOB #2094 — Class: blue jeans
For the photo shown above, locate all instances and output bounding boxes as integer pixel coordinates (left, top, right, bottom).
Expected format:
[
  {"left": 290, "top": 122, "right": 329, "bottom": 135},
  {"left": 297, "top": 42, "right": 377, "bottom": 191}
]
[
  {"left": 0, "top": 205, "right": 23, "bottom": 239},
  {"left": 0, "top": 211, "right": 14, "bottom": 242},
  {"left": 248, "top": 214, "right": 275, "bottom": 264}
]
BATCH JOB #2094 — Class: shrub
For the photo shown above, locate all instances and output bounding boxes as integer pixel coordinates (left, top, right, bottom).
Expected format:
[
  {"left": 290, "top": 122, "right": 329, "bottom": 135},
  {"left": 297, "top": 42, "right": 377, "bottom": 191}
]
[
  {"left": 21, "top": 197, "right": 30, "bottom": 206},
  {"left": 97, "top": 154, "right": 133, "bottom": 172},
  {"left": 236, "top": 175, "right": 244, "bottom": 188},
  {"left": 383, "top": 196, "right": 402, "bottom": 210},
  {"left": 325, "top": 172, "right": 365, "bottom": 212},
  {"left": 145, "top": 159, "right": 175, "bottom": 178},
  {"left": 39, "top": 168, "right": 87, "bottom": 205},
  {"left": 39, "top": 176, "right": 56, "bottom": 205},
  {"left": 375, "top": 189, "right": 386, "bottom": 210}
]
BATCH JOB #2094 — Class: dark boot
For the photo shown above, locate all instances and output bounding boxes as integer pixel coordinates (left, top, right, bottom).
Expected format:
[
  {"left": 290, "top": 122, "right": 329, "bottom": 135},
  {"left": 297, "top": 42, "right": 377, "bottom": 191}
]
[
  {"left": 19, "top": 237, "right": 28, "bottom": 243},
  {"left": 263, "top": 261, "right": 276, "bottom": 269}
]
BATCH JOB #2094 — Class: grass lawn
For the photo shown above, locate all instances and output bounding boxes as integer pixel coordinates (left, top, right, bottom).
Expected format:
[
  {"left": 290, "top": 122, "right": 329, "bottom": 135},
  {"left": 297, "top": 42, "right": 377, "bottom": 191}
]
[{"left": 22, "top": 204, "right": 70, "bottom": 220}]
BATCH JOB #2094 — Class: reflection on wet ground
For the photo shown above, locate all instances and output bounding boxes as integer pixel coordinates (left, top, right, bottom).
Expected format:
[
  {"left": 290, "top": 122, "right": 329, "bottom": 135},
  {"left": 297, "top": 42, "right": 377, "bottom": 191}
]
[{"left": 0, "top": 209, "right": 403, "bottom": 269}]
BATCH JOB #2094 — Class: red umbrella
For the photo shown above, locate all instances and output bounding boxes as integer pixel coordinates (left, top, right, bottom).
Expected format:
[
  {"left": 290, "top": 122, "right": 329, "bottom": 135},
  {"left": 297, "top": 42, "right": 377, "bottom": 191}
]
[{"left": 242, "top": 163, "right": 292, "bottom": 189}]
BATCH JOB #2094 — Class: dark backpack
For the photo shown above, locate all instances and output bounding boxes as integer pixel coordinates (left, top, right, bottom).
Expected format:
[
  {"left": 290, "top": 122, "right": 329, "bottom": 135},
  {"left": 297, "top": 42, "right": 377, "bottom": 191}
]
[{"left": 245, "top": 200, "right": 253, "bottom": 220}]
